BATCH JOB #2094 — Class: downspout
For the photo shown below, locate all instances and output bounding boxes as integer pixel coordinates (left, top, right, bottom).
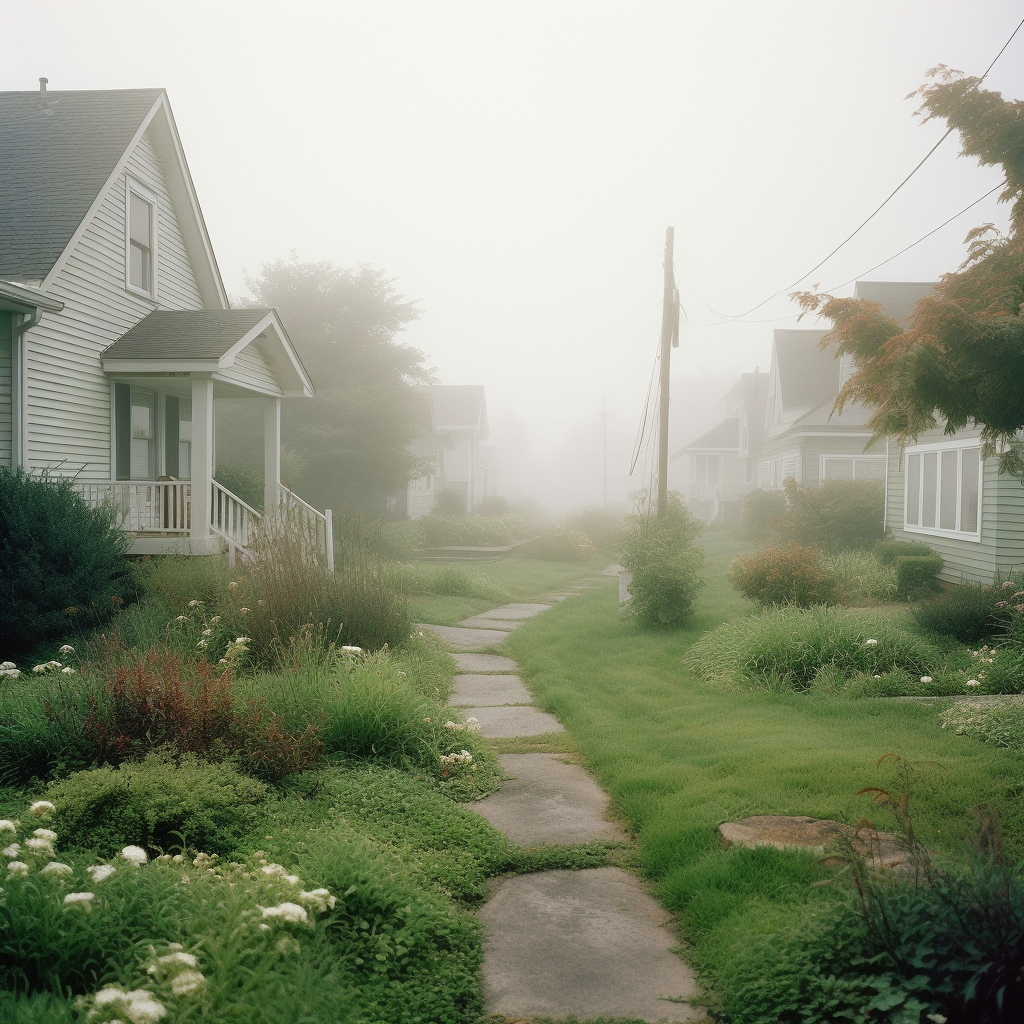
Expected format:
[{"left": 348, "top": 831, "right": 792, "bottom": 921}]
[{"left": 11, "top": 309, "right": 43, "bottom": 468}]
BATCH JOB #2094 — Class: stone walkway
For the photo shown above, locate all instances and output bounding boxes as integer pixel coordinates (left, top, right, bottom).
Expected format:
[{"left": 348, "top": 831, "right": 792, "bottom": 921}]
[{"left": 418, "top": 595, "right": 703, "bottom": 1023}]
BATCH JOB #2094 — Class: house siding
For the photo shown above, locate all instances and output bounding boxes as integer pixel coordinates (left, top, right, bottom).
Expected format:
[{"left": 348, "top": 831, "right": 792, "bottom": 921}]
[
  {"left": 0, "top": 313, "right": 12, "bottom": 468},
  {"left": 25, "top": 129, "right": 203, "bottom": 481},
  {"left": 220, "top": 343, "right": 282, "bottom": 395}
]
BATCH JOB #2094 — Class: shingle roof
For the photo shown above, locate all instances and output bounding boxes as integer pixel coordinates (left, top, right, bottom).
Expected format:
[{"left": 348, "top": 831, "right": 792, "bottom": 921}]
[
  {"left": 0, "top": 88, "right": 162, "bottom": 280},
  {"left": 854, "top": 281, "right": 938, "bottom": 323},
  {"left": 425, "top": 384, "right": 488, "bottom": 433},
  {"left": 773, "top": 330, "right": 835, "bottom": 411},
  {"left": 102, "top": 309, "right": 274, "bottom": 360},
  {"left": 679, "top": 416, "right": 739, "bottom": 453}
]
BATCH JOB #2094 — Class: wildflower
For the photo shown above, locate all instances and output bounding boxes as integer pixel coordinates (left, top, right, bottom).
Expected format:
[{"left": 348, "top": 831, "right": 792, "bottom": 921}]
[
  {"left": 234, "top": 636, "right": 251, "bottom": 644},
  {"left": 29, "top": 801, "right": 55, "bottom": 818},
  {"left": 0, "top": 662, "right": 15, "bottom": 670},
  {"left": 63, "top": 891, "right": 94, "bottom": 907},
  {"left": 228, "top": 581, "right": 238, "bottom": 589},
  {"left": 260, "top": 902, "right": 309, "bottom": 925},
  {"left": 32, "top": 828, "right": 57, "bottom": 842},
  {"left": 3, "top": 844, "right": 20, "bottom": 858},
  {"left": 32, "top": 664, "right": 49, "bottom": 673},
  {"left": 61, "top": 666, "right": 75, "bottom": 674},
  {"left": 966, "top": 680, "right": 982, "bottom": 687},
  {"left": 196, "top": 639, "right": 209, "bottom": 649},
  {"left": 41, "top": 861, "right": 73, "bottom": 876},
  {"left": 7, "top": 861, "right": 29, "bottom": 877},
  {"left": 92, "top": 986, "right": 166, "bottom": 1022},
  {"left": 25, "top": 837, "right": 55, "bottom": 857},
  {"left": 340, "top": 645, "right": 362, "bottom": 655},
  {"left": 1003, "top": 580, "right": 1015, "bottom": 588},
  {"left": 210, "top": 615, "right": 221, "bottom": 623},
  {"left": 995, "top": 601, "right": 1009, "bottom": 608},
  {"left": 187, "top": 599, "right": 203, "bottom": 608},
  {"left": 171, "top": 970, "right": 206, "bottom": 995},
  {"left": 120, "top": 845, "right": 148, "bottom": 866},
  {"left": 88, "top": 864, "right": 117, "bottom": 882},
  {"left": 299, "top": 887, "right": 337, "bottom": 912},
  {"left": 0, "top": 820, "right": 17, "bottom": 834},
  {"left": 920, "top": 676, "right": 933, "bottom": 684},
  {"left": 864, "top": 638, "right": 878, "bottom": 646},
  {"left": 59, "top": 645, "right": 75, "bottom": 654},
  {"left": 239, "top": 607, "right": 251, "bottom": 614},
  {"left": 153, "top": 951, "right": 198, "bottom": 970},
  {"left": 1, "top": 669, "right": 19, "bottom": 678},
  {"left": 201, "top": 628, "right": 213, "bottom": 637}
]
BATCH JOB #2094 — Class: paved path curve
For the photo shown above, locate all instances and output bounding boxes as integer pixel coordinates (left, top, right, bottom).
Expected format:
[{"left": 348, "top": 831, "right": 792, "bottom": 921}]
[{"left": 419, "top": 589, "right": 703, "bottom": 1022}]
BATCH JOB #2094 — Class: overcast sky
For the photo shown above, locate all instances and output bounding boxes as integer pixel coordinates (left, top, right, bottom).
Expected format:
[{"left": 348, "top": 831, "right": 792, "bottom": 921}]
[{"left": 5, "top": 1, "right": 1024, "bottom": 509}]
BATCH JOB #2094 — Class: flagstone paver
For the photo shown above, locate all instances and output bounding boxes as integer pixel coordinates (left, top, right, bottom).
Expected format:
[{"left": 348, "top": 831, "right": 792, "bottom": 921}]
[
  {"left": 452, "top": 653, "right": 519, "bottom": 673},
  {"left": 457, "top": 615, "right": 526, "bottom": 630},
  {"left": 467, "top": 753, "right": 626, "bottom": 845},
  {"left": 463, "top": 704, "right": 565, "bottom": 738},
  {"left": 475, "top": 603, "right": 553, "bottom": 619},
  {"left": 451, "top": 674, "right": 533, "bottom": 706},
  {"left": 415, "top": 623, "right": 510, "bottom": 650}
]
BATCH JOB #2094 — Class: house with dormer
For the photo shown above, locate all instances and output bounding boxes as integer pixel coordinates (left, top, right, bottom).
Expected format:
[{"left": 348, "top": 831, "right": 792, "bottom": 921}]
[{"left": 0, "top": 81, "right": 329, "bottom": 561}]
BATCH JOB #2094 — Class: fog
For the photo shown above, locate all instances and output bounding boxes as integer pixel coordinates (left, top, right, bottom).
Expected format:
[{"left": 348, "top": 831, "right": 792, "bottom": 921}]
[{"left": 6, "top": 0, "right": 1024, "bottom": 516}]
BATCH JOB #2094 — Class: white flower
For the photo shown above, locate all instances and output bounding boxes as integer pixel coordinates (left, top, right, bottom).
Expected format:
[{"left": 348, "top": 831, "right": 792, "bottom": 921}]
[
  {"left": 175, "top": 615, "right": 189, "bottom": 622},
  {"left": 120, "top": 845, "right": 148, "bottom": 866},
  {"left": 298, "top": 887, "right": 337, "bottom": 912},
  {"left": 157, "top": 951, "right": 198, "bottom": 969},
  {"left": 92, "top": 986, "right": 166, "bottom": 1022},
  {"left": 63, "top": 891, "right": 94, "bottom": 906},
  {"left": 25, "top": 837, "right": 55, "bottom": 857},
  {"left": 1, "top": 668, "right": 20, "bottom": 679},
  {"left": 864, "top": 638, "right": 878, "bottom": 646},
  {"left": 59, "top": 645, "right": 75, "bottom": 654},
  {"left": 32, "top": 664, "right": 49, "bottom": 673},
  {"left": 88, "top": 863, "right": 117, "bottom": 882},
  {"left": 920, "top": 676, "right": 933, "bottom": 684},
  {"left": 0, "top": 820, "right": 17, "bottom": 833},
  {"left": 61, "top": 666, "right": 75, "bottom": 674},
  {"left": 29, "top": 801, "right": 55, "bottom": 818},
  {"left": 209, "top": 616, "right": 221, "bottom": 623},
  {"left": 6, "top": 861, "right": 29, "bottom": 877},
  {"left": 340, "top": 645, "right": 362, "bottom": 655},
  {"left": 196, "top": 639, "right": 209, "bottom": 649},
  {"left": 0, "top": 662, "right": 15, "bottom": 670},
  {"left": 40, "top": 861, "right": 73, "bottom": 876},
  {"left": 3, "top": 843, "right": 20, "bottom": 858},
  {"left": 260, "top": 901, "right": 309, "bottom": 924},
  {"left": 171, "top": 970, "right": 205, "bottom": 995},
  {"left": 234, "top": 636, "right": 251, "bottom": 644},
  {"left": 966, "top": 680, "right": 982, "bottom": 687},
  {"left": 200, "top": 628, "right": 213, "bottom": 637},
  {"left": 228, "top": 581, "right": 238, "bottom": 589},
  {"left": 32, "top": 828, "right": 57, "bottom": 843},
  {"left": 187, "top": 600, "right": 202, "bottom": 608}
]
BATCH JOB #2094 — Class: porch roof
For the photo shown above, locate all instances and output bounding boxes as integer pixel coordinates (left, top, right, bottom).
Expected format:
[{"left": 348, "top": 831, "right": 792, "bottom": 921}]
[{"left": 101, "top": 308, "right": 314, "bottom": 397}]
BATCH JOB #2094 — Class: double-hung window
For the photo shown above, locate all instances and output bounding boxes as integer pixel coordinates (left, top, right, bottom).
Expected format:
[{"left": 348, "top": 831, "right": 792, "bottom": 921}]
[
  {"left": 126, "top": 179, "right": 157, "bottom": 297},
  {"left": 904, "top": 442, "right": 981, "bottom": 539}
]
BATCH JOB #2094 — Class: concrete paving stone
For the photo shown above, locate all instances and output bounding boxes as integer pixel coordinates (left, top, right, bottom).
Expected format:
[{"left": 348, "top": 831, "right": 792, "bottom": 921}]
[
  {"left": 415, "top": 623, "right": 510, "bottom": 650},
  {"left": 467, "top": 753, "right": 625, "bottom": 845},
  {"left": 458, "top": 615, "right": 526, "bottom": 630},
  {"left": 452, "top": 653, "right": 519, "bottom": 673},
  {"left": 463, "top": 705, "right": 565, "bottom": 739},
  {"left": 450, "top": 674, "right": 533, "bottom": 707},
  {"left": 479, "top": 867, "right": 701, "bottom": 1022},
  {"left": 477, "top": 603, "right": 553, "bottom": 619}
]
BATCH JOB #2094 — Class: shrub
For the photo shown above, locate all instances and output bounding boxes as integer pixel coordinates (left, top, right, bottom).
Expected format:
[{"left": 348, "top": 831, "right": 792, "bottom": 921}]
[
  {"left": 47, "top": 751, "right": 268, "bottom": 856},
  {"left": 773, "top": 478, "right": 885, "bottom": 554},
  {"left": 562, "top": 506, "right": 625, "bottom": 552},
  {"left": 895, "top": 553, "right": 944, "bottom": 599},
  {"left": 376, "top": 519, "right": 424, "bottom": 560},
  {"left": 739, "top": 488, "right": 788, "bottom": 540},
  {"left": 874, "top": 538, "right": 938, "bottom": 565},
  {"left": 729, "top": 543, "right": 838, "bottom": 607},
  {"left": 519, "top": 526, "right": 594, "bottom": 562},
  {"left": 683, "top": 605, "right": 940, "bottom": 691},
  {"left": 940, "top": 696, "right": 1024, "bottom": 748},
  {"left": 133, "top": 554, "right": 232, "bottom": 612},
  {"left": 912, "top": 579, "right": 1009, "bottom": 641},
  {"left": 432, "top": 488, "right": 468, "bottom": 516},
  {"left": 828, "top": 549, "right": 898, "bottom": 604},
  {"left": 419, "top": 514, "right": 525, "bottom": 548},
  {"left": 214, "top": 463, "right": 264, "bottom": 511},
  {"left": 0, "top": 467, "right": 134, "bottom": 655},
  {"left": 618, "top": 493, "right": 705, "bottom": 627}
]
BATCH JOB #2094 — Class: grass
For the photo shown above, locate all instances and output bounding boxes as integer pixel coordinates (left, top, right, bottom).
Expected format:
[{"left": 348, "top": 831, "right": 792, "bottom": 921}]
[{"left": 502, "top": 533, "right": 1024, "bottom": 1003}]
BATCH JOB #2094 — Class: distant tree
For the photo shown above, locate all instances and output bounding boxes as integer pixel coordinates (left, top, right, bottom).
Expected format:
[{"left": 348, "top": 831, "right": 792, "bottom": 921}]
[
  {"left": 794, "top": 67, "right": 1024, "bottom": 474},
  {"left": 241, "top": 258, "right": 433, "bottom": 512}
]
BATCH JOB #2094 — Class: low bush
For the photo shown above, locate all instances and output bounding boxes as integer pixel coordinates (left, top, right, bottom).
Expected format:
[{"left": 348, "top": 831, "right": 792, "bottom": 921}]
[
  {"left": 895, "top": 553, "right": 944, "bottom": 598},
  {"left": 47, "top": 751, "right": 268, "bottom": 856},
  {"left": 562, "top": 506, "right": 625, "bottom": 552},
  {"left": 419, "top": 513, "right": 526, "bottom": 548},
  {"left": 828, "top": 549, "right": 898, "bottom": 604},
  {"left": 0, "top": 467, "right": 134, "bottom": 655},
  {"left": 618, "top": 493, "right": 705, "bottom": 627},
  {"left": 772, "top": 478, "right": 885, "bottom": 554},
  {"left": 133, "top": 554, "right": 232, "bottom": 612},
  {"left": 683, "top": 605, "right": 940, "bottom": 691},
  {"left": 375, "top": 519, "right": 424, "bottom": 560},
  {"left": 729, "top": 544, "right": 838, "bottom": 607},
  {"left": 519, "top": 526, "right": 594, "bottom": 562},
  {"left": 913, "top": 579, "right": 1011, "bottom": 641},
  {"left": 739, "top": 488, "right": 788, "bottom": 540},
  {"left": 874, "top": 538, "right": 938, "bottom": 565},
  {"left": 940, "top": 696, "right": 1024, "bottom": 748}
]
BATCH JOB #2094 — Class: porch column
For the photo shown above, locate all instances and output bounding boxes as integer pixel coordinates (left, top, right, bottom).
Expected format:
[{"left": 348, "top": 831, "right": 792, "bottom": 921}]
[
  {"left": 264, "top": 397, "right": 281, "bottom": 511},
  {"left": 190, "top": 375, "right": 215, "bottom": 549}
]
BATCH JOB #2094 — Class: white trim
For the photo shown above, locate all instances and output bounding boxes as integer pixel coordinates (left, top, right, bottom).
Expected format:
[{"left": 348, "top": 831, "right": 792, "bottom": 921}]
[
  {"left": 903, "top": 441, "right": 982, "bottom": 543},
  {"left": 819, "top": 454, "right": 886, "bottom": 481},
  {"left": 125, "top": 176, "right": 159, "bottom": 300}
]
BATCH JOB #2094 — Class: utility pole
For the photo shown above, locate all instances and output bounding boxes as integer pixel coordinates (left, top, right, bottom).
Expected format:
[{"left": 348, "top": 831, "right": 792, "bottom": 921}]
[{"left": 656, "top": 226, "right": 679, "bottom": 519}]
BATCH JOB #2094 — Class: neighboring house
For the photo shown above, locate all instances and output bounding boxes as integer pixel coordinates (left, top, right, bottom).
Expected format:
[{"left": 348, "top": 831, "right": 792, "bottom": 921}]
[
  {"left": 0, "top": 82, "right": 328, "bottom": 561},
  {"left": 756, "top": 328, "right": 885, "bottom": 490},
  {"left": 870, "top": 281, "right": 1024, "bottom": 583},
  {"left": 673, "top": 371, "right": 768, "bottom": 523},
  {"left": 395, "top": 385, "right": 491, "bottom": 518}
]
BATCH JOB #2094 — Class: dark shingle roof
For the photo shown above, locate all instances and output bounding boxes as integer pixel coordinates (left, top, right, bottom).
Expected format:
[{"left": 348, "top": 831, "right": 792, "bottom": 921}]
[
  {"left": 679, "top": 417, "right": 739, "bottom": 453},
  {"left": 0, "top": 88, "right": 162, "bottom": 280},
  {"left": 854, "top": 281, "right": 938, "bottom": 323},
  {"left": 773, "top": 329, "right": 835, "bottom": 411},
  {"left": 103, "top": 309, "right": 273, "bottom": 360}
]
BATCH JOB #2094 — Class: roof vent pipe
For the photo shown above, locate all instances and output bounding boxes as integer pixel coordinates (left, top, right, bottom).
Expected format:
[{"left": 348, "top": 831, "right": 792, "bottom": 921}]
[{"left": 39, "top": 77, "right": 47, "bottom": 96}]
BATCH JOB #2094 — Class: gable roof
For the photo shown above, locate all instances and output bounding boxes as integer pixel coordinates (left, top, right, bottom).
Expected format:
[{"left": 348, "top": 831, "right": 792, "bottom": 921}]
[
  {"left": 772, "top": 329, "right": 835, "bottom": 410},
  {"left": 101, "top": 309, "right": 314, "bottom": 397},
  {"left": 425, "top": 384, "right": 488, "bottom": 436},
  {"left": 0, "top": 86, "right": 227, "bottom": 307},
  {"left": 854, "top": 281, "right": 938, "bottom": 324},
  {"left": 675, "top": 416, "right": 739, "bottom": 455}
]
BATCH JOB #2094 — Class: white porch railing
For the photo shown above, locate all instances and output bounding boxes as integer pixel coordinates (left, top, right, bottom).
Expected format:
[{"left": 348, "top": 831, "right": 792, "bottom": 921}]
[
  {"left": 210, "top": 480, "right": 260, "bottom": 566},
  {"left": 277, "top": 483, "right": 335, "bottom": 572},
  {"left": 75, "top": 480, "right": 192, "bottom": 533}
]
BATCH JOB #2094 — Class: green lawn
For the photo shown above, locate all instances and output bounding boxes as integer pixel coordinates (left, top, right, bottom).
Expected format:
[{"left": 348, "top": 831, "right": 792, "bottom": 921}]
[{"left": 502, "top": 533, "right": 1024, "bottom": 998}]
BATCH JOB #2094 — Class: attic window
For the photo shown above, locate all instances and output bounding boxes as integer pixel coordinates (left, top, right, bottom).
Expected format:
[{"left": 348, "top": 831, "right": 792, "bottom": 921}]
[{"left": 126, "top": 180, "right": 157, "bottom": 297}]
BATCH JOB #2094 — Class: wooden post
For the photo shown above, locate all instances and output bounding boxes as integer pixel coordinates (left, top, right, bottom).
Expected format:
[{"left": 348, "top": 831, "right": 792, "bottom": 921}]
[{"left": 657, "top": 227, "right": 677, "bottom": 519}]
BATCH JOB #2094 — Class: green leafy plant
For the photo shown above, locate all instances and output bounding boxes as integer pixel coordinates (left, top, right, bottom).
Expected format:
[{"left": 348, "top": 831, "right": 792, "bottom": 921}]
[
  {"left": 519, "top": 526, "right": 594, "bottom": 562},
  {"left": 895, "top": 553, "right": 944, "bottom": 599},
  {"left": 912, "top": 579, "right": 1012, "bottom": 641},
  {"left": 729, "top": 543, "right": 838, "bottom": 607},
  {"left": 0, "top": 467, "right": 134, "bottom": 655},
  {"left": 739, "top": 487, "right": 788, "bottom": 540},
  {"left": 772, "top": 478, "right": 885, "bottom": 555},
  {"left": 562, "top": 506, "right": 625, "bottom": 552},
  {"left": 874, "top": 538, "right": 938, "bottom": 566},
  {"left": 828, "top": 549, "right": 898, "bottom": 604},
  {"left": 940, "top": 696, "right": 1024, "bottom": 748},
  {"left": 618, "top": 492, "right": 705, "bottom": 627}
]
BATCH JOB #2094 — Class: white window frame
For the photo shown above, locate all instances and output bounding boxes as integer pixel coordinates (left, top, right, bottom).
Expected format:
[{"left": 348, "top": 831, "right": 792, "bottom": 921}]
[
  {"left": 903, "top": 438, "right": 982, "bottom": 542},
  {"left": 125, "top": 178, "right": 158, "bottom": 299},
  {"left": 820, "top": 455, "right": 886, "bottom": 481}
]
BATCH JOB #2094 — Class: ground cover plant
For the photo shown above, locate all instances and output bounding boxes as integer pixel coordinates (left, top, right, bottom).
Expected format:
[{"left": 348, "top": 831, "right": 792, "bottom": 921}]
[{"left": 503, "top": 534, "right": 1024, "bottom": 1019}]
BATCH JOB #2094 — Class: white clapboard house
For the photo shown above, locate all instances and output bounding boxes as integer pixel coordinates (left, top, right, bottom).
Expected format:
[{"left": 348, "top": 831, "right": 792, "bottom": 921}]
[{"left": 0, "top": 82, "right": 331, "bottom": 563}]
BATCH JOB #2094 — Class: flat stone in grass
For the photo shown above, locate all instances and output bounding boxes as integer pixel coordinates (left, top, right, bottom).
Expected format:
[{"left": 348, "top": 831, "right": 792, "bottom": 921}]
[
  {"left": 463, "top": 705, "right": 565, "bottom": 739},
  {"left": 458, "top": 615, "right": 526, "bottom": 630},
  {"left": 453, "top": 653, "right": 519, "bottom": 673},
  {"left": 719, "top": 815, "right": 913, "bottom": 871},
  {"left": 415, "top": 623, "right": 511, "bottom": 650},
  {"left": 478, "top": 867, "right": 701, "bottom": 1022},
  {"left": 450, "top": 674, "right": 533, "bottom": 707},
  {"left": 467, "top": 753, "right": 625, "bottom": 845},
  {"left": 477, "top": 603, "right": 553, "bottom": 619}
]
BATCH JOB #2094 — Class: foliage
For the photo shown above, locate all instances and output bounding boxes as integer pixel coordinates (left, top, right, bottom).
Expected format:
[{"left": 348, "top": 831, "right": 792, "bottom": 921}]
[
  {"left": 912, "top": 578, "right": 1015, "bottom": 641},
  {"left": 828, "top": 549, "right": 898, "bottom": 604},
  {"left": 895, "top": 553, "right": 944, "bottom": 599},
  {"left": 0, "top": 467, "right": 134, "bottom": 655},
  {"left": 562, "top": 506, "right": 626, "bottom": 552},
  {"left": 739, "top": 487, "right": 788, "bottom": 540},
  {"left": 794, "top": 68, "right": 1024, "bottom": 475},
  {"left": 773, "top": 478, "right": 885, "bottom": 554},
  {"left": 419, "top": 513, "right": 527, "bottom": 548},
  {"left": 228, "top": 258, "right": 432, "bottom": 512},
  {"left": 213, "top": 463, "right": 264, "bottom": 512},
  {"left": 519, "top": 525, "right": 595, "bottom": 562},
  {"left": 683, "top": 604, "right": 940, "bottom": 691},
  {"left": 729, "top": 543, "right": 838, "bottom": 607},
  {"left": 133, "top": 554, "right": 232, "bottom": 612},
  {"left": 431, "top": 488, "right": 468, "bottom": 516},
  {"left": 874, "top": 538, "right": 938, "bottom": 566},
  {"left": 618, "top": 492, "right": 706, "bottom": 626},
  {"left": 47, "top": 751, "right": 269, "bottom": 856},
  {"left": 941, "top": 696, "right": 1024, "bottom": 749},
  {"left": 375, "top": 518, "right": 424, "bottom": 560},
  {"left": 384, "top": 562, "right": 512, "bottom": 605}
]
